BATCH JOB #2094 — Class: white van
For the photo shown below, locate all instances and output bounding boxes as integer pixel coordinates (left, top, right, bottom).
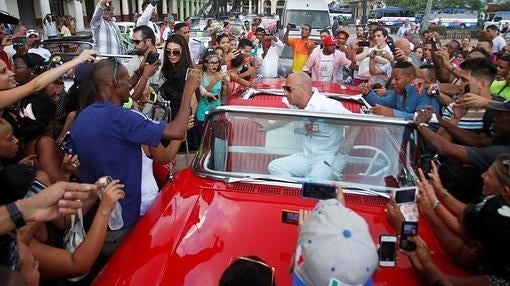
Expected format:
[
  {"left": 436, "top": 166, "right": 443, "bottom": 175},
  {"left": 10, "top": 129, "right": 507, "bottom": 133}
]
[
  {"left": 280, "top": 0, "right": 331, "bottom": 41},
  {"left": 484, "top": 10, "right": 510, "bottom": 30}
]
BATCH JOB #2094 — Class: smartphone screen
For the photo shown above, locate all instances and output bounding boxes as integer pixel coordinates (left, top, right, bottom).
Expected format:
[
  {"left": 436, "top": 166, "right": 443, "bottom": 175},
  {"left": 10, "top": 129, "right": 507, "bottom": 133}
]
[
  {"left": 394, "top": 188, "right": 417, "bottom": 204},
  {"left": 281, "top": 210, "right": 299, "bottom": 225},
  {"left": 379, "top": 235, "right": 397, "bottom": 267},
  {"left": 400, "top": 222, "right": 418, "bottom": 251},
  {"left": 359, "top": 41, "right": 370, "bottom": 47},
  {"left": 301, "top": 182, "right": 336, "bottom": 200},
  {"left": 25, "top": 180, "right": 47, "bottom": 198},
  {"left": 58, "top": 132, "right": 73, "bottom": 154}
]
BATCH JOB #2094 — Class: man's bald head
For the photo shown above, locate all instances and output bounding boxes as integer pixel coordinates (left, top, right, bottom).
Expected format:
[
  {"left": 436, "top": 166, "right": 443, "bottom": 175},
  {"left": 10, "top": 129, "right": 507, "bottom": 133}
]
[
  {"left": 394, "top": 38, "right": 411, "bottom": 55},
  {"left": 288, "top": 72, "right": 312, "bottom": 90},
  {"left": 285, "top": 72, "right": 313, "bottom": 109}
]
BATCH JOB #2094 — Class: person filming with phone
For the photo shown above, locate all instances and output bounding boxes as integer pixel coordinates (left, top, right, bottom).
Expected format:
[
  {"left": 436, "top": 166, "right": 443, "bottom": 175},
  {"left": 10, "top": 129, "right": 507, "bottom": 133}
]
[
  {"left": 90, "top": 0, "right": 127, "bottom": 55},
  {"left": 263, "top": 72, "right": 361, "bottom": 180},
  {"left": 283, "top": 24, "right": 317, "bottom": 73}
]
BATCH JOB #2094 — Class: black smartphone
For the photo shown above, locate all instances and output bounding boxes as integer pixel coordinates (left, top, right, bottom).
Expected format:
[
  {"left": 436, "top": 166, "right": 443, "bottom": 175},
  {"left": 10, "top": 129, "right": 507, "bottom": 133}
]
[
  {"left": 25, "top": 180, "right": 47, "bottom": 198},
  {"left": 359, "top": 41, "right": 370, "bottom": 47},
  {"left": 400, "top": 221, "right": 418, "bottom": 251},
  {"left": 58, "top": 132, "right": 73, "bottom": 154},
  {"left": 464, "top": 85, "right": 470, "bottom": 94},
  {"left": 13, "top": 37, "right": 26, "bottom": 46},
  {"left": 147, "top": 51, "right": 159, "bottom": 65},
  {"left": 379, "top": 235, "right": 397, "bottom": 267},
  {"left": 301, "top": 182, "right": 336, "bottom": 200},
  {"left": 289, "top": 23, "right": 296, "bottom": 29},
  {"left": 281, "top": 210, "right": 299, "bottom": 225},
  {"left": 393, "top": 187, "right": 417, "bottom": 204},
  {"left": 431, "top": 37, "right": 438, "bottom": 51}
]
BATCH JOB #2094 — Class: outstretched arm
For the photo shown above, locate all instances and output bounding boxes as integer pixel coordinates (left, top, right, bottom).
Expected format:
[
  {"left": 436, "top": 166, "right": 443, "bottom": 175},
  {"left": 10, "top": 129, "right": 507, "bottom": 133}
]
[{"left": 0, "top": 50, "right": 97, "bottom": 108}]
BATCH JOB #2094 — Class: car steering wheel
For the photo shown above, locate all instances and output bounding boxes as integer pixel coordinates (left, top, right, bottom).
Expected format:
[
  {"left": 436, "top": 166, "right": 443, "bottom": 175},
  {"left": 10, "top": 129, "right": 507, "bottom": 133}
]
[{"left": 352, "top": 145, "right": 391, "bottom": 176}]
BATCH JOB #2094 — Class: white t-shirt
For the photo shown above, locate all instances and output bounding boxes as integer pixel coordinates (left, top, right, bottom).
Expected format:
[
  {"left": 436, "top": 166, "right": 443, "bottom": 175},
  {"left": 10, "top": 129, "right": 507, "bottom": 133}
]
[
  {"left": 492, "top": 35, "right": 507, "bottom": 53},
  {"left": 319, "top": 53, "right": 335, "bottom": 82}
]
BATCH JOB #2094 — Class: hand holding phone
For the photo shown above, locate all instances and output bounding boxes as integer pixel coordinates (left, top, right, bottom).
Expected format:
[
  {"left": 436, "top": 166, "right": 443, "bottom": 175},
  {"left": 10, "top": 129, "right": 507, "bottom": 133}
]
[
  {"left": 301, "top": 182, "right": 336, "bottom": 200},
  {"left": 146, "top": 51, "right": 160, "bottom": 65},
  {"left": 379, "top": 235, "right": 397, "bottom": 267},
  {"left": 400, "top": 221, "right": 418, "bottom": 251}
]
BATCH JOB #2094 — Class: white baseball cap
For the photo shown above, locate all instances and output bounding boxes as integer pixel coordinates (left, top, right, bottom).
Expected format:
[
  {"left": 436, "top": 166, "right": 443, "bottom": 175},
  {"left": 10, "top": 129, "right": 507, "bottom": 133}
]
[{"left": 293, "top": 199, "right": 378, "bottom": 286}]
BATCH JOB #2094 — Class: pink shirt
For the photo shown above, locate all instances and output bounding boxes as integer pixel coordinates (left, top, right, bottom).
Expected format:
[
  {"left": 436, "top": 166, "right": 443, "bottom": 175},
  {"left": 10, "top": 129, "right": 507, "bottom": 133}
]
[{"left": 303, "top": 49, "right": 352, "bottom": 82}]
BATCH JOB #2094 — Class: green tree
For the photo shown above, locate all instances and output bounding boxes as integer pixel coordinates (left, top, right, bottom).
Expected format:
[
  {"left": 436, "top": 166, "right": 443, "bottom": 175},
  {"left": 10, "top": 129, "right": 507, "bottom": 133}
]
[{"left": 384, "top": 0, "right": 482, "bottom": 12}]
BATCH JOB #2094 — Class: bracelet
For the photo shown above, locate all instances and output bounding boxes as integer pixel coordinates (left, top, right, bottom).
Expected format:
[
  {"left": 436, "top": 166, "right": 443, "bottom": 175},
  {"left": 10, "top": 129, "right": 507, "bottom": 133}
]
[
  {"left": 6, "top": 202, "right": 26, "bottom": 228},
  {"left": 432, "top": 200, "right": 441, "bottom": 211}
]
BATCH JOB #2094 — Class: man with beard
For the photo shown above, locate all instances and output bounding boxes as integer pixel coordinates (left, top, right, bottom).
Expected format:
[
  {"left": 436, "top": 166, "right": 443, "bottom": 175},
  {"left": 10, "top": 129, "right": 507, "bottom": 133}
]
[
  {"left": 302, "top": 36, "right": 351, "bottom": 83},
  {"left": 125, "top": 25, "right": 161, "bottom": 101},
  {"left": 90, "top": 0, "right": 126, "bottom": 55}
]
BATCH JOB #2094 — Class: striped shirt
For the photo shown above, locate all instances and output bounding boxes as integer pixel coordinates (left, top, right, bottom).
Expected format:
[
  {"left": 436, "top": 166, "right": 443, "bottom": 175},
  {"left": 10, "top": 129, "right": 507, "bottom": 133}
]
[
  {"left": 91, "top": 3, "right": 126, "bottom": 55},
  {"left": 442, "top": 103, "right": 486, "bottom": 131}
]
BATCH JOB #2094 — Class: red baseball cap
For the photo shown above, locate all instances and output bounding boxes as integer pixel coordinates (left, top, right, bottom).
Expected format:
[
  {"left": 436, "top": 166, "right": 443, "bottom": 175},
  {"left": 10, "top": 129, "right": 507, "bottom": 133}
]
[{"left": 323, "top": 36, "right": 336, "bottom": 46}]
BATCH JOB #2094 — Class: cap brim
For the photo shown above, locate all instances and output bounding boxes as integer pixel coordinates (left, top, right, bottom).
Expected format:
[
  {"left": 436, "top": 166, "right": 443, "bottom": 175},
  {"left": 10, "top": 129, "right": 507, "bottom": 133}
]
[{"left": 488, "top": 100, "right": 510, "bottom": 111}]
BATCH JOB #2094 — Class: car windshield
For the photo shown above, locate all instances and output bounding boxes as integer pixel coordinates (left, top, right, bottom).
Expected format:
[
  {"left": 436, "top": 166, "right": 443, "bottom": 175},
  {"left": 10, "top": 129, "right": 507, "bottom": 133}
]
[
  {"left": 286, "top": 10, "right": 330, "bottom": 29},
  {"left": 194, "top": 107, "right": 418, "bottom": 193}
]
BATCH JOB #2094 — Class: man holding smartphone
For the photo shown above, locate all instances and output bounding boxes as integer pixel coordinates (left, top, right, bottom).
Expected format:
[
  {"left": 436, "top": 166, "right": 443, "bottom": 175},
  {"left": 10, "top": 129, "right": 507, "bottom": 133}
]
[
  {"left": 283, "top": 24, "right": 317, "bottom": 73},
  {"left": 125, "top": 25, "right": 162, "bottom": 102},
  {"left": 293, "top": 186, "right": 378, "bottom": 286},
  {"left": 90, "top": 0, "right": 126, "bottom": 55}
]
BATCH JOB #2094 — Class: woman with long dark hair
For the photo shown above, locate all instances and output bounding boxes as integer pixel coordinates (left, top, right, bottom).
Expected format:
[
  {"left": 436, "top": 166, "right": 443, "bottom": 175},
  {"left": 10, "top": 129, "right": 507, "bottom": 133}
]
[{"left": 160, "top": 33, "right": 197, "bottom": 120}]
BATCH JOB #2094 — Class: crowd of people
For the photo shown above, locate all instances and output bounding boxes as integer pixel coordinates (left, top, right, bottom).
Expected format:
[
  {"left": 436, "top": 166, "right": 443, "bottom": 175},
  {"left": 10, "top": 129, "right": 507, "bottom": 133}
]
[{"left": 0, "top": 0, "right": 510, "bottom": 284}]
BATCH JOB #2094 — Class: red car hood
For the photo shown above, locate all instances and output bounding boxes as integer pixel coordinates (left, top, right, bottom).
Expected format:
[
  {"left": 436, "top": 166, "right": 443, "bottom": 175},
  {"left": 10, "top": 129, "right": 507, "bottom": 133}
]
[{"left": 94, "top": 169, "right": 467, "bottom": 285}]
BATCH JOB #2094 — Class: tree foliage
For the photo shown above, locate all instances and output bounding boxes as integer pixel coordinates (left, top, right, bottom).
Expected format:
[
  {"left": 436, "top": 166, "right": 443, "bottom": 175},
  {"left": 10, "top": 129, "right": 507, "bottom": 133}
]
[{"left": 383, "top": 0, "right": 483, "bottom": 13}]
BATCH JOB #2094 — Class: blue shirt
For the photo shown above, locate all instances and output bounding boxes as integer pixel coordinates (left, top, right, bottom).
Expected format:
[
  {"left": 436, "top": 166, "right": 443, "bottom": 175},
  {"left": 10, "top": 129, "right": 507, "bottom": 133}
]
[
  {"left": 71, "top": 102, "right": 165, "bottom": 228},
  {"left": 365, "top": 83, "right": 440, "bottom": 120}
]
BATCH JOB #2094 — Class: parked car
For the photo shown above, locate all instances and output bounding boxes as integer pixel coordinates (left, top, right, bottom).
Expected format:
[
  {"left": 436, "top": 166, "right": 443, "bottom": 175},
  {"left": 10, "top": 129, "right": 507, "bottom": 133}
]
[{"left": 93, "top": 91, "right": 467, "bottom": 284}]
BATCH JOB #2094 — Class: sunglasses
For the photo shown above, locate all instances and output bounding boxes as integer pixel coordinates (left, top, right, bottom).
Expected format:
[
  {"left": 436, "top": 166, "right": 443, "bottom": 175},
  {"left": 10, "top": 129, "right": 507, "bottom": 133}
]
[
  {"left": 110, "top": 57, "right": 120, "bottom": 85},
  {"left": 132, "top": 38, "right": 146, "bottom": 45},
  {"left": 165, "top": 49, "right": 182, "bottom": 56},
  {"left": 207, "top": 61, "right": 219, "bottom": 64},
  {"left": 282, "top": 85, "right": 298, "bottom": 93},
  {"left": 228, "top": 256, "right": 274, "bottom": 286}
]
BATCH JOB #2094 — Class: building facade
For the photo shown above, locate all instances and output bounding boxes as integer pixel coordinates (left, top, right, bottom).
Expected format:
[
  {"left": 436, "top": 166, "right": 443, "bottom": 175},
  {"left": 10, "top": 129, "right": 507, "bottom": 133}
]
[{"left": 0, "top": 0, "right": 208, "bottom": 32}]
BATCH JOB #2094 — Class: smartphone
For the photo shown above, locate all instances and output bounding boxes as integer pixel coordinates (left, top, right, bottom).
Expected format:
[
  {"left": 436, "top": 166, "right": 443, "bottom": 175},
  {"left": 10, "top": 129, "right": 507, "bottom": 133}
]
[
  {"left": 359, "top": 41, "right": 370, "bottom": 47},
  {"left": 400, "top": 221, "right": 418, "bottom": 251},
  {"left": 431, "top": 37, "right": 438, "bottom": 51},
  {"left": 281, "top": 210, "right": 299, "bottom": 225},
  {"left": 58, "top": 132, "right": 73, "bottom": 154},
  {"left": 301, "top": 182, "right": 336, "bottom": 200},
  {"left": 289, "top": 23, "right": 297, "bottom": 29},
  {"left": 98, "top": 176, "right": 113, "bottom": 187},
  {"left": 220, "top": 65, "right": 228, "bottom": 77},
  {"left": 379, "top": 235, "right": 397, "bottom": 267},
  {"left": 464, "top": 85, "right": 470, "bottom": 94},
  {"left": 25, "top": 180, "right": 47, "bottom": 198},
  {"left": 147, "top": 51, "right": 159, "bottom": 65},
  {"left": 185, "top": 68, "right": 191, "bottom": 80},
  {"left": 13, "top": 37, "right": 26, "bottom": 46},
  {"left": 375, "top": 50, "right": 384, "bottom": 57},
  {"left": 392, "top": 187, "right": 417, "bottom": 204}
]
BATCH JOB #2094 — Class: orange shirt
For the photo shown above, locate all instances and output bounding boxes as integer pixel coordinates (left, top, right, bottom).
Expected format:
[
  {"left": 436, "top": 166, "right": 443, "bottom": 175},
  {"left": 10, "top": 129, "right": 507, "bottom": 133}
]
[{"left": 288, "top": 38, "right": 315, "bottom": 72}]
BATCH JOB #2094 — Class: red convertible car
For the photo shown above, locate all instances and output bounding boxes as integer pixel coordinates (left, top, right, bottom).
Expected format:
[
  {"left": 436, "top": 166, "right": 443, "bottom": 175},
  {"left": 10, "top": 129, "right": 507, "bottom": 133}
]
[{"left": 93, "top": 103, "right": 467, "bottom": 285}]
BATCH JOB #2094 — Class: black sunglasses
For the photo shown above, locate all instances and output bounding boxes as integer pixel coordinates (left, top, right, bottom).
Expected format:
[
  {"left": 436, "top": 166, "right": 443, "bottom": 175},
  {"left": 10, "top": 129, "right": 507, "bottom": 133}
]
[
  {"left": 165, "top": 49, "right": 182, "bottom": 56},
  {"left": 283, "top": 85, "right": 297, "bottom": 93},
  {"left": 110, "top": 57, "right": 119, "bottom": 85},
  {"left": 132, "top": 38, "right": 147, "bottom": 45}
]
